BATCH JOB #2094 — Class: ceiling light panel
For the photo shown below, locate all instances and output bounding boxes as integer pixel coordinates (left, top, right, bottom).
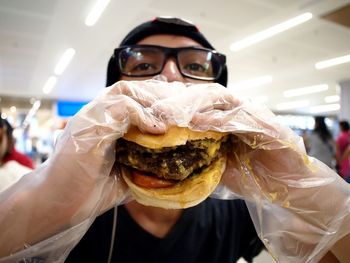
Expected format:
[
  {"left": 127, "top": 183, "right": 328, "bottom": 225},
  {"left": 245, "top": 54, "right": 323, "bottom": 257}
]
[
  {"left": 324, "top": 95, "right": 340, "bottom": 103},
  {"left": 43, "top": 76, "right": 57, "bottom": 94},
  {"left": 283, "top": 84, "right": 328, "bottom": 98},
  {"left": 230, "top": 12, "right": 313, "bottom": 52},
  {"left": 85, "top": 0, "right": 111, "bottom": 26},
  {"left": 310, "top": 104, "right": 340, "bottom": 113},
  {"left": 54, "top": 48, "right": 76, "bottom": 75},
  {"left": 315, "top": 54, "right": 350, "bottom": 69}
]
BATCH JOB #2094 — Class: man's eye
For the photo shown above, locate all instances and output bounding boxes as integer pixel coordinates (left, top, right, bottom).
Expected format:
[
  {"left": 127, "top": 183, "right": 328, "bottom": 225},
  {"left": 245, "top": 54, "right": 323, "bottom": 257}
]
[
  {"left": 184, "top": 63, "right": 207, "bottom": 72},
  {"left": 132, "top": 63, "right": 155, "bottom": 71}
]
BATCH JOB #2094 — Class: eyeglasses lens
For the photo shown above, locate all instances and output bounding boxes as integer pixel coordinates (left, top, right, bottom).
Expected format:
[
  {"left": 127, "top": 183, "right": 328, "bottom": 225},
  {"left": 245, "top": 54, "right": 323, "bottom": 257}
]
[
  {"left": 177, "top": 49, "right": 217, "bottom": 80},
  {"left": 119, "top": 47, "right": 164, "bottom": 76}
]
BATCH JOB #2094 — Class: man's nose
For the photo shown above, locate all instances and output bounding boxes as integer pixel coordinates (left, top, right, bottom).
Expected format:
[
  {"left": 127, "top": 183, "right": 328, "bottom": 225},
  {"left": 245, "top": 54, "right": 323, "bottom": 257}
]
[{"left": 160, "top": 59, "right": 185, "bottom": 82}]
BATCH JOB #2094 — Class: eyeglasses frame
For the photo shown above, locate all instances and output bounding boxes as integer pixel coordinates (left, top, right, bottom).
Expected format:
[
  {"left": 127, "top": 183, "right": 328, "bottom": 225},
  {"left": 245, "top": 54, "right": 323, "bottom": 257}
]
[{"left": 113, "top": 44, "right": 226, "bottom": 81}]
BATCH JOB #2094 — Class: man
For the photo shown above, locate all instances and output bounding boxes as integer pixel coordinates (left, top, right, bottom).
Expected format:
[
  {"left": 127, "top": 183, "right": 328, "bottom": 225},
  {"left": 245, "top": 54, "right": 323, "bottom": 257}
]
[
  {"left": 66, "top": 17, "right": 345, "bottom": 263},
  {"left": 65, "top": 17, "right": 266, "bottom": 263}
]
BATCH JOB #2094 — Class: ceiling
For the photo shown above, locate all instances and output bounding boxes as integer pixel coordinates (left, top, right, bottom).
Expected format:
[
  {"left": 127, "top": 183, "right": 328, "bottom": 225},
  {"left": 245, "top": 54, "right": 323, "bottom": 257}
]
[{"left": 1, "top": 0, "right": 350, "bottom": 116}]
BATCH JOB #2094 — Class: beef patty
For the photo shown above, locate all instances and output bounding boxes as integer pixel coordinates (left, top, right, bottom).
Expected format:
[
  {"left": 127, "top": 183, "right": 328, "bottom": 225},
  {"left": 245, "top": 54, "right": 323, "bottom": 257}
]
[{"left": 115, "top": 137, "right": 227, "bottom": 181}]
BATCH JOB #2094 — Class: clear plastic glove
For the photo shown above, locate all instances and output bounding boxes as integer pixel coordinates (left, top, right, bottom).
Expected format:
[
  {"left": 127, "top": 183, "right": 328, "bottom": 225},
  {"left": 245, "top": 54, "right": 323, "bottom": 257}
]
[
  {"left": 186, "top": 89, "right": 350, "bottom": 262},
  {"left": 0, "top": 80, "right": 166, "bottom": 262},
  {"left": 151, "top": 81, "right": 350, "bottom": 262}
]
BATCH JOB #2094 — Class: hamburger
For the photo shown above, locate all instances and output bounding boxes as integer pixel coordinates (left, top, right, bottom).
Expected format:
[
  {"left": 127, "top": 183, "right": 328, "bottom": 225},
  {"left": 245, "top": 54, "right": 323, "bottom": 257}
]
[{"left": 115, "top": 126, "right": 228, "bottom": 209}]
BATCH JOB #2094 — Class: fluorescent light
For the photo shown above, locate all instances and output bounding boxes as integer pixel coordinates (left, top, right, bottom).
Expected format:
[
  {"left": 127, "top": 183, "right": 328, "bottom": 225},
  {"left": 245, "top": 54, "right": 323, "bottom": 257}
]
[
  {"left": 324, "top": 95, "right": 340, "bottom": 103},
  {"left": 283, "top": 84, "right": 328, "bottom": 98},
  {"left": 54, "top": 48, "right": 76, "bottom": 75},
  {"left": 231, "top": 75, "right": 272, "bottom": 90},
  {"left": 310, "top": 104, "right": 340, "bottom": 113},
  {"left": 230, "top": 12, "right": 313, "bottom": 51},
  {"left": 43, "top": 76, "right": 57, "bottom": 94},
  {"left": 32, "top": 100, "right": 41, "bottom": 111},
  {"left": 10, "top": 106, "right": 16, "bottom": 113},
  {"left": 85, "top": 0, "right": 111, "bottom": 26},
  {"left": 276, "top": 100, "right": 309, "bottom": 111},
  {"left": 315, "top": 54, "right": 350, "bottom": 69},
  {"left": 22, "top": 100, "right": 42, "bottom": 128}
]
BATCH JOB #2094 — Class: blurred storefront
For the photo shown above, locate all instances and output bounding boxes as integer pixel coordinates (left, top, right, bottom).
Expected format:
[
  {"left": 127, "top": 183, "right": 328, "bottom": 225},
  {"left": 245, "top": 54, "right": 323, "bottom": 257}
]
[{"left": 0, "top": 96, "right": 88, "bottom": 166}]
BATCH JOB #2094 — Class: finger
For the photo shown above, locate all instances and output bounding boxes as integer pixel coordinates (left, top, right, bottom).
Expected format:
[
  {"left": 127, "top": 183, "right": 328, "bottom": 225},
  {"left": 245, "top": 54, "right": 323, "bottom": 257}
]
[
  {"left": 190, "top": 110, "right": 237, "bottom": 132},
  {"left": 188, "top": 83, "right": 241, "bottom": 111},
  {"left": 106, "top": 97, "right": 166, "bottom": 134},
  {"left": 105, "top": 80, "right": 159, "bottom": 108},
  {"left": 128, "top": 106, "right": 166, "bottom": 134},
  {"left": 201, "top": 92, "right": 240, "bottom": 112},
  {"left": 150, "top": 93, "right": 241, "bottom": 129}
]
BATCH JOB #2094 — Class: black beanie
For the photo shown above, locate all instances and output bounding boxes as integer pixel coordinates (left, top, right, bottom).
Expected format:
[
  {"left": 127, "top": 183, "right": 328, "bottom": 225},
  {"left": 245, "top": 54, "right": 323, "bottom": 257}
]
[{"left": 106, "top": 17, "right": 228, "bottom": 87}]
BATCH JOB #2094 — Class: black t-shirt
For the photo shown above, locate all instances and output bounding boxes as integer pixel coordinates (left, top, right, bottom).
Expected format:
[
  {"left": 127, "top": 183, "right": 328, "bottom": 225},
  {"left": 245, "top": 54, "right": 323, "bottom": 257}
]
[{"left": 66, "top": 198, "right": 263, "bottom": 263}]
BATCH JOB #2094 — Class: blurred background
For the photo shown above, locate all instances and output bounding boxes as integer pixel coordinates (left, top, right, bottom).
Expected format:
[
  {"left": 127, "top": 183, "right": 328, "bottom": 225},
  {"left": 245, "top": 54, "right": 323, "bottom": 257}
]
[{"left": 1, "top": 1, "right": 350, "bottom": 167}]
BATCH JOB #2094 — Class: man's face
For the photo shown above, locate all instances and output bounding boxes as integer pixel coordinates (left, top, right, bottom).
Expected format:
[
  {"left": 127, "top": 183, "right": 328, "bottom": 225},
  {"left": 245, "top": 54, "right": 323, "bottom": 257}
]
[
  {"left": 120, "top": 34, "right": 213, "bottom": 84},
  {"left": 0, "top": 126, "right": 8, "bottom": 162}
]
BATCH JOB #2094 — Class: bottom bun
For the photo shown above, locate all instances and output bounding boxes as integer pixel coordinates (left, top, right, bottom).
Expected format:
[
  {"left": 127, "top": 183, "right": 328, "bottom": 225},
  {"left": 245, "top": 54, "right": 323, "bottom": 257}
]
[{"left": 121, "top": 155, "right": 227, "bottom": 209}]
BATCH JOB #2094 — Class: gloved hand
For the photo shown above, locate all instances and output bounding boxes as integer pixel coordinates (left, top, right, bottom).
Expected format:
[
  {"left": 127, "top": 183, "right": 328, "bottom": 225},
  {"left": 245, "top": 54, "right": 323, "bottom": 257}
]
[
  {"left": 182, "top": 86, "right": 350, "bottom": 263},
  {"left": 0, "top": 80, "right": 166, "bottom": 262}
]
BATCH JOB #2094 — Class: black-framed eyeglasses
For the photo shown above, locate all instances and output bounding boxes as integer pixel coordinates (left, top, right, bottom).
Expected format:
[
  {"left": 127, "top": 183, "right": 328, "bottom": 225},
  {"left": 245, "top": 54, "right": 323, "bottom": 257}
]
[{"left": 113, "top": 45, "right": 226, "bottom": 81}]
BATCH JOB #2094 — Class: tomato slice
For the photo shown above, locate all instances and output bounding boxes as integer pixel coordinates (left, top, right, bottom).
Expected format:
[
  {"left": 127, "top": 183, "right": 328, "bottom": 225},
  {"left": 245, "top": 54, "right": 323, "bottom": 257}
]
[{"left": 132, "top": 170, "right": 175, "bottom": 188}]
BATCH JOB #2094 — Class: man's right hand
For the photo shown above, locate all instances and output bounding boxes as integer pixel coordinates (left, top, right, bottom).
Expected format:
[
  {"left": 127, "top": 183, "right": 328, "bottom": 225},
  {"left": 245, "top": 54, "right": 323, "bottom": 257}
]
[{"left": 0, "top": 80, "right": 166, "bottom": 259}]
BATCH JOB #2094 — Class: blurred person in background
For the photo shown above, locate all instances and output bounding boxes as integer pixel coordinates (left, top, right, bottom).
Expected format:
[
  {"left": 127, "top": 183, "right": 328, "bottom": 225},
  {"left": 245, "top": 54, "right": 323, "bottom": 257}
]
[
  {"left": 0, "top": 118, "right": 32, "bottom": 192},
  {"left": 1, "top": 119, "right": 35, "bottom": 169},
  {"left": 307, "top": 116, "right": 335, "bottom": 168},
  {"left": 336, "top": 120, "right": 350, "bottom": 178},
  {"left": 339, "top": 143, "right": 350, "bottom": 183}
]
